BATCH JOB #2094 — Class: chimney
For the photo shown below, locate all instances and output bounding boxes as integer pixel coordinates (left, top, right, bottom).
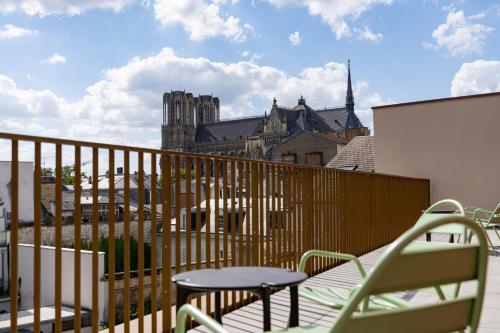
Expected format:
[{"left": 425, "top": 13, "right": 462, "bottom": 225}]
[{"left": 117, "top": 167, "right": 124, "bottom": 175}]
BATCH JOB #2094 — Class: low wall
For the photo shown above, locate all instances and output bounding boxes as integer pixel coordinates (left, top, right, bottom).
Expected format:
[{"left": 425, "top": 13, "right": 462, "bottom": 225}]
[
  {"left": 17, "top": 220, "right": 153, "bottom": 246},
  {"left": 18, "top": 244, "right": 107, "bottom": 323}
]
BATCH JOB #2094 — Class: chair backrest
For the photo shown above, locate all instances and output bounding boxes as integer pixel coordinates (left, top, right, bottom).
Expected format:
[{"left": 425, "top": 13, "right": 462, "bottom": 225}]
[
  {"left": 330, "top": 215, "right": 489, "bottom": 333},
  {"left": 415, "top": 199, "right": 467, "bottom": 243},
  {"left": 421, "top": 199, "right": 465, "bottom": 216},
  {"left": 489, "top": 203, "right": 500, "bottom": 224}
]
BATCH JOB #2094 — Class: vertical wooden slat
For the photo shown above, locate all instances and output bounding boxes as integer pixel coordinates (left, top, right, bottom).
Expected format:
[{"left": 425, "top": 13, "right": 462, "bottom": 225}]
[
  {"left": 91, "top": 147, "right": 99, "bottom": 332},
  {"left": 137, "top": 152, "right": 145, "bottom": 333},
  {"left": 245, "top": 161, "right": 251, "bottom": 268},
  {"left": 287, "top": 167, "right": 293, "bottom": 268},
  {"left": 161, "top": 154, "right": 172, "bottom": 332},
  {"left": 270, "top": 165, "right": 276, "bottom": 266},
  {"left": 185, "top": 157, "right": 192, "bottom": 272},
  {"left": 251, "top": 162, "right": 258, "bottom": 266},
  {"left": 10, "top": 140, "right": 18, "bottom": 333},
  {"left": 175, "top": 156, "right": 181, "bottom": 274},
  {"left": 33, "top": 142, "right": 41, "bottom": 333},
  {"left": 288, "top": 166, "right": 293, "bottom": 269},
  {"left": 222, "top": 160, "right": 228, "bottom": 309},
  {"left": 230, "top": 160, "right": 236, "bottom": 307},
  {"left": 150, "top": 153, "right": 157, "bottom": 333},
  {"left": 55, "top": 144, "right": 63, "bottom": 332},
  {"left": 276, "top": 165, "right": 282, "bottom": 268},
  {"left": 292, "top": 168, "right": 297, "bottom": 269},
  {"left": 195, "top": 158, "right": 202, "bottom": 308},
  {"left": 108, "top": 150, "right": 115, "bottom": 333},
  {"left": 123, "top": 151, "right": 131, "bottom": 333},
  {"left": 205, "top": 157, "right": 211, "bottom": 315},
  {"left": 237, "top": 161, "right": 243, "bottom": 272},
  {"left": 265, "top": 165, "right": 270, "bottom": 266},
  {"left": 236, "top": 161, "right": 243, "bottom": 303},
  {"left": 74, "top": 146, "right": 82, "bottom": 332},
  {"left": 214, "top": 160, "right": 220, "bottom": 269},
  {"left": 259, "top": 163, "right": 264, "bottom": 266}
]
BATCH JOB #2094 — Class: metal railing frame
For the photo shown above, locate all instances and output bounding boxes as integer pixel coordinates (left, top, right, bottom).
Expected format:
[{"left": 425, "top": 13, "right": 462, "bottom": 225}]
[{"left": 0, "top": 131, "right": 430, "bottom": 333}]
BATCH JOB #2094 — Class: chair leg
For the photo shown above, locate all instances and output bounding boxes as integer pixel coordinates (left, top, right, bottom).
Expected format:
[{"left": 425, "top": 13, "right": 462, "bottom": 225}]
[{"left": 484, "top": 232, "right": 497, "bottom": 256}]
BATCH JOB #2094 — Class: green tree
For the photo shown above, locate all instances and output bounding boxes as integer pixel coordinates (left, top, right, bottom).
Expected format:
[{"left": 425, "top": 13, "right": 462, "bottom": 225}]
[{"left": 42, "top": 165, "right": 89, "bottom": 185}]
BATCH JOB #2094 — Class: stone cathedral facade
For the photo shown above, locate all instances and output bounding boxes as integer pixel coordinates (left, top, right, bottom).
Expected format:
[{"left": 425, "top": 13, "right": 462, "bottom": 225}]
[{"left": 161, "top": 62, "right": 369, "bottom": 166}]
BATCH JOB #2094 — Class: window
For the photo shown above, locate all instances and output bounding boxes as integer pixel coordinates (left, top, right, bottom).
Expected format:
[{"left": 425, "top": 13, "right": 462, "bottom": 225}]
[
  {"left": 218, "top": 215, "right": 224, "bottom": 232},
  {"left": 306, "top": 152, "right": 323, "bottom": 166},
  {"left": 282, "top": 153, "right": 296, "bottom": 164},
  {"left": 181, "top": 212, "right": 186, "bottom": 230}
]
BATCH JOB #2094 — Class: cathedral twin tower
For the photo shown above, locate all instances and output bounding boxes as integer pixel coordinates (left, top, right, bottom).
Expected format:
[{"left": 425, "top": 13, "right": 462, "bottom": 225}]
[{"left": 161, "top": 92, "right": 220, "bottom": 151}]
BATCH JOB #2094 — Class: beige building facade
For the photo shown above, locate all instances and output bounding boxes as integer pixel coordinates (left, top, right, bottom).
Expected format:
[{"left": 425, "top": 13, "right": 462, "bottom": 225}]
[{"left": 373, "top": 92, "right": 500, "bottom": 209}]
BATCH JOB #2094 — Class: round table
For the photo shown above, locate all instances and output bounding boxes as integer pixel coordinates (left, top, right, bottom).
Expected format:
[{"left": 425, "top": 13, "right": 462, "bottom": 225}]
[{"left": 172, "top": 266, "right": 308, "bottom": 331}]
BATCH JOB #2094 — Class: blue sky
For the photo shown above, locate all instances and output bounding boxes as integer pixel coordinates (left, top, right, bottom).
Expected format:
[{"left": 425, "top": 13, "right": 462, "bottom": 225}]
[{"left": 0, "top": 0, "right": 499, "bottom": 150}]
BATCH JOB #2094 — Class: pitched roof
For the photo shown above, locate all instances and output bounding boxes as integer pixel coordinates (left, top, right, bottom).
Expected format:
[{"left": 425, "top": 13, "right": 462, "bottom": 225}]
[
  {"left": 275, "top": 105, "right": 350, "bottom": 133},
  {"left": 315, "top": 108, "right": 349, "bottom": 131},
  {"left": 195, "top": 116, "right": 264, "bottom": 142},
  {"left": 326, "top": 136, "right": 374, "bottom": 172}
]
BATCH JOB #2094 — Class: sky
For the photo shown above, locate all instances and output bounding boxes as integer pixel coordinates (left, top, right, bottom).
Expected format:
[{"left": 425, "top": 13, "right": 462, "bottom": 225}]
[{"left": 0, "top": 0, "right": 500, "bottom": 152}]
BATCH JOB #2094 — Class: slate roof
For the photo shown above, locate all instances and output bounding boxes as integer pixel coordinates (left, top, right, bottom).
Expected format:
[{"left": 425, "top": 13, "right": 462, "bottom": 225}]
[
  {"left": 326, "top": 136, "right": 375, "bottom": 172},
  {"left": 194, "top": 103, "right": 359, "bottom": 144},
  {"left": 275, "top": 106, "right": 349, "bottom": 134},
  {"left": 195, "top": 116, "right": 264, "bottom": 142}
]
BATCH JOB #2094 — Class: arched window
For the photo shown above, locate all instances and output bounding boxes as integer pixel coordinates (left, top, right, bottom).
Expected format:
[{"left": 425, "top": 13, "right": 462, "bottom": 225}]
[{"left": 176, "top": 100, "right": 181, "bottom": 123}]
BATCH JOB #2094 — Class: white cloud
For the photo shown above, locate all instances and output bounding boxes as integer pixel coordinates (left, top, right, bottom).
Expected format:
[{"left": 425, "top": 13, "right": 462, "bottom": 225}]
[
  {"left": 0, "top": 24, "right": 38, "bottom": 39},
  {"left": 265, "top": 0, "right": 392, "bottom": 39},
  {"left": 427, "top": 10, "right": 493, "bottom": 57},
  {"left": 153, "top": 0, "right": 253, "bottom": 42},
  {"left": 239, "top": 50, "right": 263, "bottom": 62},
  {"left": 0, "top": 0, "right": 136, "bottom": 16},
  {"left": 43, "top": 53, "right": 66, "bottom": 65},
  {"left": 288, "top": 31, "right": 301, "bottom": 45},
  {"left": 0, "top": 47, "right": 380, "bottom": 144},
  {"left": 354, "top": 25, "right": 383, "bottom": 42},
  {"left": 451, "top": 60, "right": 500, "bottom": 96},
  {"left": 0, "top": 74, "right": 70, "bottom": 118}
]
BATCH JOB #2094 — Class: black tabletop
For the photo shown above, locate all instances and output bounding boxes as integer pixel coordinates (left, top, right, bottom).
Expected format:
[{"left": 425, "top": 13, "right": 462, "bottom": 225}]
[{"left": 172, "top": 266, "right": 307, "bottom": 291}]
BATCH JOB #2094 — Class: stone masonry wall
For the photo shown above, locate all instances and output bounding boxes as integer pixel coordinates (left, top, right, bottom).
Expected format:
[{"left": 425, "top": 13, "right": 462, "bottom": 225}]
[{"left": 18, "top": 220, "right": 154, "bottom": 246}]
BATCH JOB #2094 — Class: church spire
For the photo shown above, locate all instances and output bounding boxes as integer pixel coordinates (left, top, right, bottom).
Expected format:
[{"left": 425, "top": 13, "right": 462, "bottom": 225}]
[
  {"left": 345, "top": 59, "right": 362, "bottom": 129},
  {"left": 346, "top": 59, "right": 354, "bottom": 108}
]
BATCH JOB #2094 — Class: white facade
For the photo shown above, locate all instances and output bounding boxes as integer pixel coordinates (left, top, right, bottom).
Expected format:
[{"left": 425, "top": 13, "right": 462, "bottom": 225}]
[
  {"left": 0, "top": 161, "right": 34, "bottom": 223},
  {"left": 18, "top": 244, "right": 107, "bottom": 324}
]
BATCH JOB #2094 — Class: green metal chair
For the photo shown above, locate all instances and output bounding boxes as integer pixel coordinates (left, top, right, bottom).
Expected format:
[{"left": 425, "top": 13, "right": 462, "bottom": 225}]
[
  {"left": 296, "top": 250, "right": 409, "bottom": 311},
  {"left": 175, "top": 215, "right": 489, "bottom": 333},
  {"left": 297, "top": 199, "right": 466, "bottom": 310},
  {"left": 470, "top": 203, "right": 500, "bottom": 256},
  {"left": 415, "top": 199, "right": 466, "bottom": 243}
]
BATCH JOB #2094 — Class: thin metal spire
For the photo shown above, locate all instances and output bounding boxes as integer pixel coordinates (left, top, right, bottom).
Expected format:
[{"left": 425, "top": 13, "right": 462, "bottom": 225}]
[{"left": 345, "top": 59, "right": 362, "bottom": 129}]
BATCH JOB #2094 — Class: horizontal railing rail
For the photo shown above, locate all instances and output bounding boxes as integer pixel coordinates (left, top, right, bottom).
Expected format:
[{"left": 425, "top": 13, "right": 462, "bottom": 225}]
[{"left": 0, "top": 131, "right": 430, "bottom": 333}]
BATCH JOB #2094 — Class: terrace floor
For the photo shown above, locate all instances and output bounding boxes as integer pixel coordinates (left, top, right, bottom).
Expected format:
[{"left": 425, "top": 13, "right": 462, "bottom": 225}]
[
  {"left": 110, "top": 230, "right": 500, "bottom": 333},
  {"left": 189, "top": 231, "right": 500, "bottom": 333}
]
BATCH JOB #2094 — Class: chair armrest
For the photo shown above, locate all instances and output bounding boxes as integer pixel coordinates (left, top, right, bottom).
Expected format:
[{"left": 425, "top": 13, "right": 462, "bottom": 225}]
[
  {"left": 473, "top": 208, "right": 493, "bottom": 220},
  {"left": 175, "top": 304, "right": 228, "bottom": 333},
  {"left": 298, "top": 250, "right": 367, "bottom": 278}
]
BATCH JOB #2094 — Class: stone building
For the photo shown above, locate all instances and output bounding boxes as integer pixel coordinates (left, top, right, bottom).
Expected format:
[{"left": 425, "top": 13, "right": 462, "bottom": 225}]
[{"left": 161, "top": 61, "right": 369, "bottom": 166}]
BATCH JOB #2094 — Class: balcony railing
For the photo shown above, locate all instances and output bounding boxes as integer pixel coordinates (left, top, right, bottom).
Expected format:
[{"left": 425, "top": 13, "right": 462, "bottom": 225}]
[{"left": 0, "top": 131, "right": 429, "bottom": 332}]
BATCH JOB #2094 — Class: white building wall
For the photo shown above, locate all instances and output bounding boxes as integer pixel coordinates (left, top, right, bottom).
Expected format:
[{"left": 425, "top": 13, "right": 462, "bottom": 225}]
[
  {"left": 18, "top": 244, "right": 107, "bottom": 323},
  {"left": 0, "top": 161, "right": 34, "bottom": 223}
]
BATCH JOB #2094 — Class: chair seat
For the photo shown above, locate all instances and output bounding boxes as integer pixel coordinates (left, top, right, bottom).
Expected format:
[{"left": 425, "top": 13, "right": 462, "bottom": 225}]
[{"left": 299, "top": 285, "right": 407, "bottom": 310}]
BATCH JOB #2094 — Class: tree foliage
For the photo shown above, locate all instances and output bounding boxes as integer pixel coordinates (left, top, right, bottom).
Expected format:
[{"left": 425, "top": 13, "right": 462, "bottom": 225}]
[{"left": 42, "top": 165, "right": 89, "bottom": 185}]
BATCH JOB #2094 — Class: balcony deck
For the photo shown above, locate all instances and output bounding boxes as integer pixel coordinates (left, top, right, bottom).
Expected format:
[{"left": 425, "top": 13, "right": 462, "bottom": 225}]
[{"left": 187, "top": 231, "right": 500, "bottom": 333}]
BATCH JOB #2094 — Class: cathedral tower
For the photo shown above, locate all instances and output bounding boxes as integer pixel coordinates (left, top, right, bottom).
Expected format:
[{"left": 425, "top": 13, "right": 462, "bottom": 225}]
[
  {"left": 161, "top": 91, "right": 196, "bottom": 151},
  {"left": 195, "top": 95, "right": 220, "bottom": 125}
]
